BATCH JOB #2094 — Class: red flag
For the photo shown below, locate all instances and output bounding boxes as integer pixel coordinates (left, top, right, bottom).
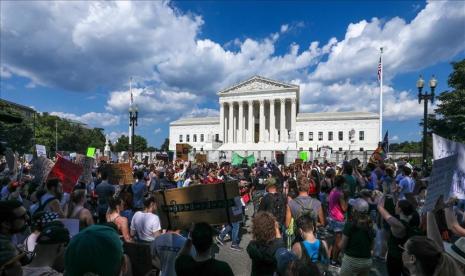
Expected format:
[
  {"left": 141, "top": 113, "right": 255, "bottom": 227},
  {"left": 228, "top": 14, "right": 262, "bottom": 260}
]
[{"left": 48, "top": 156, "right": 83, "bottom": 193}]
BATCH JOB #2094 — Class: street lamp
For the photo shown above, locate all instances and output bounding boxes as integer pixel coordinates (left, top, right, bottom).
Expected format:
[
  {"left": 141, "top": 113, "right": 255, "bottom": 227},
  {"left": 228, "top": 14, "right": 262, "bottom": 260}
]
[
  {"left": 129, "top": 103, "right": 138, "bottom": 160},
  {"left": 416, "top": 74, "right": 437, "bottom": 172}
]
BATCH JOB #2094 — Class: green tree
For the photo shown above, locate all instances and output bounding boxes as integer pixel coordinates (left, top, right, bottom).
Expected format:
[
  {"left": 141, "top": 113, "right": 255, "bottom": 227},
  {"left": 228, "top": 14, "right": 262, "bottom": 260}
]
[
  {"left": 428, "top": 59, "right": 465, "bottom": 143},
  {"left": 160, "top": 138, "right": 169, "bottom": 152},
  {"left": 113, "top": 135, "right": 148, "bottom": 152}
]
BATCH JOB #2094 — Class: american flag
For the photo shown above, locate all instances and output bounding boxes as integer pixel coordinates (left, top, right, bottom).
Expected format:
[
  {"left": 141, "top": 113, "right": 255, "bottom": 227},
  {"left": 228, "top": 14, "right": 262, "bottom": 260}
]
[{"left": 377, "top": 56, "right": 382, "bottom": 81}]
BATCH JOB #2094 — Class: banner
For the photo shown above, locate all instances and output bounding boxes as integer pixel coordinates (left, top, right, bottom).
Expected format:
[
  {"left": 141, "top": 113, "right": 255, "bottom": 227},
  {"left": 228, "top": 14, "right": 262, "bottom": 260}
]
[
  {"left": 75, "top": 154, "right": 95, "bottom": 184},
  {"left": 31, "top": 157, "right": 54, "bottom": 186},
  {"left": 432, "top": 134, "right": 465, "bottom": 199},
  {"left": 36, "top": 144, "right": 47, "bottom": 157},
  {"left": 48, "top": 156, "right": 83, "bottom": 193},
  {"left": 86, "top": 147, "right": 96, "bottom": 158},
  {"left": 299, "top": 151, "right": 308, "bottom": 161},
  {"left": 102, "top": 163, "right": 134, "bottom": 185},
  {"left": 231, "top": 153, "right": 255, "bottom": 166},
  {"left": 423, "top": 155, "right": 458, "bottom": 211}
]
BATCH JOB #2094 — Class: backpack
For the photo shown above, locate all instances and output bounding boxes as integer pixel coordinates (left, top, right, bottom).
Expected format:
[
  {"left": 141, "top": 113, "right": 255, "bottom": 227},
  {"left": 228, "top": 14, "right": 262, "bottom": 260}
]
[
  {"left": 292, "top": 198, "right": 318, "bottom": 240},
  {"left": 34, "top": 196, "right": 57, "bottom": 214},
  {"left": 259, "top": 193, "right": 286, "bottom": 225}
]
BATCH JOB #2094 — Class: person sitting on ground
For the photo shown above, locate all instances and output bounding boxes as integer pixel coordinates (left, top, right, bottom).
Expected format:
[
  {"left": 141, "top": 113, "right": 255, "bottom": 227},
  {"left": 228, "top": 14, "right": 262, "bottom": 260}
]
[
  {"left": 106, "top": 196, "right": 132, "bottom": 242},
  {"left": 130, "top": 196, "right": 161, "bottom": 244},
  {"left": 247, "top": 211, "right": 285, "bottom": 276},
  {"left": 66, "top": 189, "right": 94, "bottom": 231},
  {"left": 175, "top": 222, "right": 234, "bottom": 276},
  {"left": 291, "top": 214, "right": 328, "bottom": 272},
  {"left": 36, "top": 178, "right": 65, "bottom": 218},
  {"left": 153, "top": 227, "right": 195, "bottom": 276},
  {"left": 339, "top": 198, "right": 375, "bottom": 276},
  {"left": 64, "top": 224, "right": 132, "bottom": 276},
  {"left": 22, "top": 222, "right": 70, "bottom": 276}
]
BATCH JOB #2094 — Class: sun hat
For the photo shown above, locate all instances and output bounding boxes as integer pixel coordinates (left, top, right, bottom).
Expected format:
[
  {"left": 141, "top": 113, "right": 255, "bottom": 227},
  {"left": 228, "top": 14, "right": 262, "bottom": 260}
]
[{"left": 444, "top": 237, "right": 465, "bottom": 265}]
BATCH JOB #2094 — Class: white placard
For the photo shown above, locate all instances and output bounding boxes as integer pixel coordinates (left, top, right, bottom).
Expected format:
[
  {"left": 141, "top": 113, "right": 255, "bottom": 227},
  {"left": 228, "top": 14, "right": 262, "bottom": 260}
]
[
  {"left": 36, "top": 144, "right": 47, "bottom": 157},
  {"left": 424, "top": 154, "right": 458, "bottom": 212}
]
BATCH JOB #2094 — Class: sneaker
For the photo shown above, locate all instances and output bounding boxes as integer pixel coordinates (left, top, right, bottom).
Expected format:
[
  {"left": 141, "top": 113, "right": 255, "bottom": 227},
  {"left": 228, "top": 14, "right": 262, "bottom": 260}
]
[
  {"left": 230, "top": 244, "right": 243, "bottom": 252},
  {"left": 215, "top": 236, "right": 224, "bottom": 246}
]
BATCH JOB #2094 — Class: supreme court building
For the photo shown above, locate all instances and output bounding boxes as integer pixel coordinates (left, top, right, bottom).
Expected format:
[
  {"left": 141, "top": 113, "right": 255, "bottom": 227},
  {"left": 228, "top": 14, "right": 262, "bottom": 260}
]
[{"left": 169, "top": 76, "right": 379, "bottom": 163}]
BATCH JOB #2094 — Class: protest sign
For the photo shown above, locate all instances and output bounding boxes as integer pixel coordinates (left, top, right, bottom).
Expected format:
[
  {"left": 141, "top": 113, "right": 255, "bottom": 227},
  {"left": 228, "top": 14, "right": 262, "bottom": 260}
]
[
  {"left": 433, "top": 134, "right": 465, "bottom": 199},
  {"left": 5, "top": 149, "right": 18, "bottom": 175},
  {"left": 86, "top": 147, "right": 96, "bottom": 158},
  {"left": 319, "top": 147, "right": 331, "bottom": 159},
  {"left": 58, "top": 219, "right": 79, "bottom": 238},
  {"left": 31, "top": 157, "right": 54, "bottom": 186},
  {"left": 195, "top": 153, "right": 207, "bottom": 164},
  {"left": 48, "top": 156, "right": 83, "bottom": 193},
  {"left": 36, "top": 144, "right": 47, "bottom": 157},
  {"left": 154, "top": 181, "right": 242, "bottom": 229},
  {"left": 423, "top": 155, "right": 458, "bottom": 212},
  {"left": 299, "top": 151, "right": 308, "bottom": 161},
  {"left": 102, "top": 163, "right": 134, "bottom": 185},
  {"left": 75, "top": 154, "right": 95, "bottom": 184}
]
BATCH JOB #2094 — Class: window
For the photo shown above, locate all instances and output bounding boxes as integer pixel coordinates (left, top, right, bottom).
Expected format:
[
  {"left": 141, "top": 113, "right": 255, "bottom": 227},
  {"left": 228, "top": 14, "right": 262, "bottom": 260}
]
[
  {"left": 308, "top": 132, "right": 313, "bottom": 141},
  {"left": 186, "top": 135, "right": 190, "bottom": 142},
  {"left": 215, "top": 134, "right": 219, "bottom": 142},
  {"left": 359, "top": 131, "right": 365, "bottom": 141},
  {"left": 328, "top": 131, "right": 333, "bottom": 141},
  {"left": 179, "top": 135, "right": 183, "bottom": 142},
  {"left": 318, "top": 132, "right": 323, "bottom": 141},
  {"left": 339, "top": 147, "right": 343, "bottom": 151},
  {"left": 360, "top": 147, "right": 364, "bottom": 152},
  {"left": 200, "top": 134, "right": 204, "bottom": 142},
  {"left": 299, "top": 132, "right": 304, "bottom": 141},
  {"left": 338, "top": 131, "right": 343, "bottom": 141}
]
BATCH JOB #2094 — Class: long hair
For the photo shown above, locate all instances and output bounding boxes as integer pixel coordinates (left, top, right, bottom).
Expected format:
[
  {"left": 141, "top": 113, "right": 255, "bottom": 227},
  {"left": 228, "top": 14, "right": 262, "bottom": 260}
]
[{"left": 67, "top": 189, "right": 86, "bottom": 218}]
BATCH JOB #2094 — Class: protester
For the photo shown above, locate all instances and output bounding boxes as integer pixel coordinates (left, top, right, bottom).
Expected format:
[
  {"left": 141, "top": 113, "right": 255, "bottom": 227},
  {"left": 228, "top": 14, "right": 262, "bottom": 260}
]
[
  {"left": 95, "top": 170, "right": 115, "bottom": 223},
  {"left": 106, "top": 196, "right": 132, "bottom": 242},
  {"left": 64, "top": 224, "right": 131, "bottom": 276},
  {"left": 23, "top": 211, "right": 59, "bottom": 254},
  {"left": 327, "top": 175, "right": 348, "bottom": 265},
  {"left": 22, "top": 222, "right": 70, "bottom": 276},
  {"left": 175, "top": 222, "right": 234, "bottom": 276},
  {"left": 130, "top": 195, "right": 161, "bottom": 243},
  {"left": 258, "top": 180, "right": 286, "bottom": 230},
  {"left": 398, "top": 166, "right": 415, "bottom": 200},
  {"left": 247, "top": 211, "right": 285, "bottom": 276},
  {"left": 67, "top": 189, "right": 94, "bottom": 230},
  {"left": 132, "top": 170, "right": 147, "bottom": 211},
  {"left": 37, "top": 178, "right": 65, "bottom": 218}
]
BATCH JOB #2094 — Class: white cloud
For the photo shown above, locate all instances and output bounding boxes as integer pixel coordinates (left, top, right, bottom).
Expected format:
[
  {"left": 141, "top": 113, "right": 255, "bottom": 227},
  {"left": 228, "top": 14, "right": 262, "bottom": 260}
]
[
  {"left": 0, "top": 67, "right": 12, "bottom": 78},
  {"left": 51, "top": 111, "right": 121, "bottom": 127},
  {"left": 183, "top": 108, "right": 220, "bottom": 118},
  {"left": 106, "top": 131, "right": 128, "bottom": 142},
  {"left": 280, "top": 24, "right": 289, "bottom": 33},
  {"left": 390, "top": 135, "right": 399, "bottom": 141},
  {"left": 154, "top": 128, "right": 162, "bottom": 134}
]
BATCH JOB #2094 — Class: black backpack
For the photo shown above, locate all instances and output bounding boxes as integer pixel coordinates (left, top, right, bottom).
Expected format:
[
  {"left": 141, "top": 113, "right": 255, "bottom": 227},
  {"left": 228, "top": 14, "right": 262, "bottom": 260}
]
[{"left": 259, "top": 193, "right": 286, "bottom": 225}]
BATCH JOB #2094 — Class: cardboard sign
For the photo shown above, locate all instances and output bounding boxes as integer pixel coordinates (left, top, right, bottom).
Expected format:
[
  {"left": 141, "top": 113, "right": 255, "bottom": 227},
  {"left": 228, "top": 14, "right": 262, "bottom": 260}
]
[
  {"left": 31, "top": 157, "right": 55, "bottom": 186},
  {"left": 102, "top": 163, "right": 134, "bottom": 185},
  {"left": 48, "top": 156, "right": 84, "bottom": 193},
  {"left": 195, "top": 153, "right": 207, "bottom": 164},
  {"left": 154, "top": 181, "right": 242, "bottom": 230},
  {"left": 75, "top": 154, "right": 95, "bottom": 184},
  {"left": 423, "top": 155, "right": 458, "bottom": 212},
  {"left": 86, "top": 147, "right": 96, "bottom": 158},
  {"left": 36, "top": 144, "right": 47, "bottom": 157}
]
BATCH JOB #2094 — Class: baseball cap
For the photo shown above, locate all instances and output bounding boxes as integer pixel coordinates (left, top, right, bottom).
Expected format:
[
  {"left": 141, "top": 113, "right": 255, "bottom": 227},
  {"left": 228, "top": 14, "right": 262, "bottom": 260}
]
[
  {"left": 37, "top": 221, "right": 70, "bottom": 245},
  {"left": 65, "top": 224, "right": 123, "bottom": 276},
  {"left": 348, "top": 198, "right": 369, "bottom": 213}
]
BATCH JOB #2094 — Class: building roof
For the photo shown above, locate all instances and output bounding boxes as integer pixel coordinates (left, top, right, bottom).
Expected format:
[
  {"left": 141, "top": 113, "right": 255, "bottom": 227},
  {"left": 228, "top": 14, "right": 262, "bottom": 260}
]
[
  {"left": 170, "top": 116, "right": 219, "bottom": 126},
  {"left": 218, "top": 75, "right": 298, "bottom": 94},
  {"left": 297, "top": 111, "right": 379, "bottom": 121}
]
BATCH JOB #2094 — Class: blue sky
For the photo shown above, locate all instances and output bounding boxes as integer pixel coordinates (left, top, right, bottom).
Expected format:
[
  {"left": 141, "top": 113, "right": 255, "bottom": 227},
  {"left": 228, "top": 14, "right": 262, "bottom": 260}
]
[{"left": 1, "top": 1, "right": 464, "bottom": 148}]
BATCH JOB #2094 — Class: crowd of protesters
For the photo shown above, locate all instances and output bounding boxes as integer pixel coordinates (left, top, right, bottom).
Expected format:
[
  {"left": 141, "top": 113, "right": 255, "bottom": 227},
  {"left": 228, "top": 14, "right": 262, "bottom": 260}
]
[{"left": 1, "top": 153, "right": 465, "bottom": 276}]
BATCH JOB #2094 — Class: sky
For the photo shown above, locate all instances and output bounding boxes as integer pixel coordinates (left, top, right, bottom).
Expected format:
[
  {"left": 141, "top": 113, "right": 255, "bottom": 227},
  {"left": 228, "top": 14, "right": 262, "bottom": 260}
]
[{"left": 1, "top": 1, "right": 464, "bottom": 148}]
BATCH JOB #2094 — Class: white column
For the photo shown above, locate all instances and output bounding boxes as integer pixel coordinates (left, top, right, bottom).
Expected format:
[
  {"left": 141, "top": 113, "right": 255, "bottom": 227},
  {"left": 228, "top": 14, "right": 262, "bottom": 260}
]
[
  {"left": 248, "top": 100, "right": 254, "bottom": 143},
  {"left": 280, "top": 98, "right": 286, "bottom": 142},
  {"left": 220, "top": 102, "right": 224, "bottom": 143},
  {"left": 269, "top": 99, "right": 275, "bottom": 143},
  {"left": 259, "top": 99, "right": 265, "bottom": 143},
  {"left": 238, "top": 101, "right": 244, "bottom": 143},
  {"left": 228, "top": 102, "right": 234, "bottom": 143},
  {"left": 291, "top": 98, "right": 296, "bottom": 141}
]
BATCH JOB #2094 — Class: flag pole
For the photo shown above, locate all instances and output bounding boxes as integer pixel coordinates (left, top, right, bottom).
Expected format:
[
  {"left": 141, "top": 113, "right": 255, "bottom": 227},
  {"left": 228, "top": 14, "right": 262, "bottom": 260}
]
[{"left": 379, "top": 47, "right": 383, "bottom": 142}]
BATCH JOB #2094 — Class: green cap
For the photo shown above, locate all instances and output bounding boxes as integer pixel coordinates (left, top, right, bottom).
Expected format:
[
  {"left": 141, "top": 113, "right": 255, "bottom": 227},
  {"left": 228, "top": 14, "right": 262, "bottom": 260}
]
[{"left": 65, "top": 224, "right": 123, "bottom": 276}]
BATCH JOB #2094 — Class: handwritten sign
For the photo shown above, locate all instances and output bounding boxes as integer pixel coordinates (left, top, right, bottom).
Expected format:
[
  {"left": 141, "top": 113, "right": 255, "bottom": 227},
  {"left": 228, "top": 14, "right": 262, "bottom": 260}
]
[
  {"left": 103, "top": 163, "right": 134, "bottom": 185},
  {"left": 86, "top": 147, "right": 96, "bottom": 158},
  {"left": 36, "top": 144, "right": 47, "bottom": 157},
  {"left": 31, "top": 157, "right": 54, "bottom": 187},
  {"left": 48, "top": 156, "right": 83, "bottom": 193},
  {"left": 75, "top": 154, "right": 95, "bottom": 184},
  {"left": 423, "top": 154, "right": 458, "bottom": 212}
]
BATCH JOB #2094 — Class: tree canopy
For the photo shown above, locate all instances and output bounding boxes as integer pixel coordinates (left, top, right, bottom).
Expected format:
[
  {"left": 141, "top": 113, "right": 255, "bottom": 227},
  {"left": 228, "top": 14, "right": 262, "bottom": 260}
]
[{"left": 113, "top": 135, "right": 148, "bottom": 152}]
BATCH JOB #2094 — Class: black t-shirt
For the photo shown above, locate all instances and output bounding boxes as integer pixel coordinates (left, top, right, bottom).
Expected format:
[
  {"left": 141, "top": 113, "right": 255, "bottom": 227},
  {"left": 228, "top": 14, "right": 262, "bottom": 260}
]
[{"left": 175, "top": 255, "right": 234, "bottom": 276}]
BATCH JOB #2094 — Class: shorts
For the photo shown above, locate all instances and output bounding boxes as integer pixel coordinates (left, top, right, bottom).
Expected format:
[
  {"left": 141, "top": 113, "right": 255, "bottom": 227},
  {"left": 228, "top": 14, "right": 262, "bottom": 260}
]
[{"left": 328, "top": 217, "right": 345, "bottom": 233}]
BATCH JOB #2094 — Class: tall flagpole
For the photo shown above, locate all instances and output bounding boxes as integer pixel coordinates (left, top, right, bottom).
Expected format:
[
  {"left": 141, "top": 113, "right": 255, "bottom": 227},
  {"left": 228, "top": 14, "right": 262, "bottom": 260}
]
[{"left": 379, "top": 47, "right": 383, "bottom": 142}]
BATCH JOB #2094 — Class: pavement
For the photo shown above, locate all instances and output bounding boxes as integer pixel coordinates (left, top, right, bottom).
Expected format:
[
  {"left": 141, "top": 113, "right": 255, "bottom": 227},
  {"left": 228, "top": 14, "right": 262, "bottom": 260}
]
[{"left": 213, "top": 204, "right": 388, "bottom": 276}]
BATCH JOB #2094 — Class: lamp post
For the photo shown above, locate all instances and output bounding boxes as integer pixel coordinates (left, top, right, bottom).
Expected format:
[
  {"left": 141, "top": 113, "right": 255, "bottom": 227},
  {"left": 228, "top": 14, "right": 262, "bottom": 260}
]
[
  {"left": 416, "top": 74, "right": 437, "bottom": 172},
  {"left": 129, "top": 103, "right": 138, "bottom": 160}
]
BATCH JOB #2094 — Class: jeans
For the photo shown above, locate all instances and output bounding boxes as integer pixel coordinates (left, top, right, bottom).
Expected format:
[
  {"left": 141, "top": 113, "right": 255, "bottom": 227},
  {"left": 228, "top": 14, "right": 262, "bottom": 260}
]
[{"left": 219, "top": 222, "right": 240, "bottom": 245}]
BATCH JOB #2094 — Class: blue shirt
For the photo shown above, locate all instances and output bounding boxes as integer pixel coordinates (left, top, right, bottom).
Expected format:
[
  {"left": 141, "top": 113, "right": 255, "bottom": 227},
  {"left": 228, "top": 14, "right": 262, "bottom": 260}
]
[
  {"left": 132, "top": 180, "right": 146, "bottom": 209},
  {"left": 399, "top": 176, "right": 414, "bottom": 199},
  {"left": 302, "top": 240, "right": 321, "bottom": 262}
]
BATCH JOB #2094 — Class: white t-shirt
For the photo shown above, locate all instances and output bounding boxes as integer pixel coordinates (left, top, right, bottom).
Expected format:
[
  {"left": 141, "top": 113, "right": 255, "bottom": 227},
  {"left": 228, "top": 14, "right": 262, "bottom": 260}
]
[{"left": 130, "top": 211, "right": 161, "bottom": 242}]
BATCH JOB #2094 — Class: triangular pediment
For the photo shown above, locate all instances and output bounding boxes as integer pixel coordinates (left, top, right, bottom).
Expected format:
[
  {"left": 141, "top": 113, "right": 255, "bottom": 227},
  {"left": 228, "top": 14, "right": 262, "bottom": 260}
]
[{"left": 219, "top": 76, "right": 298, "bottom": 94}]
